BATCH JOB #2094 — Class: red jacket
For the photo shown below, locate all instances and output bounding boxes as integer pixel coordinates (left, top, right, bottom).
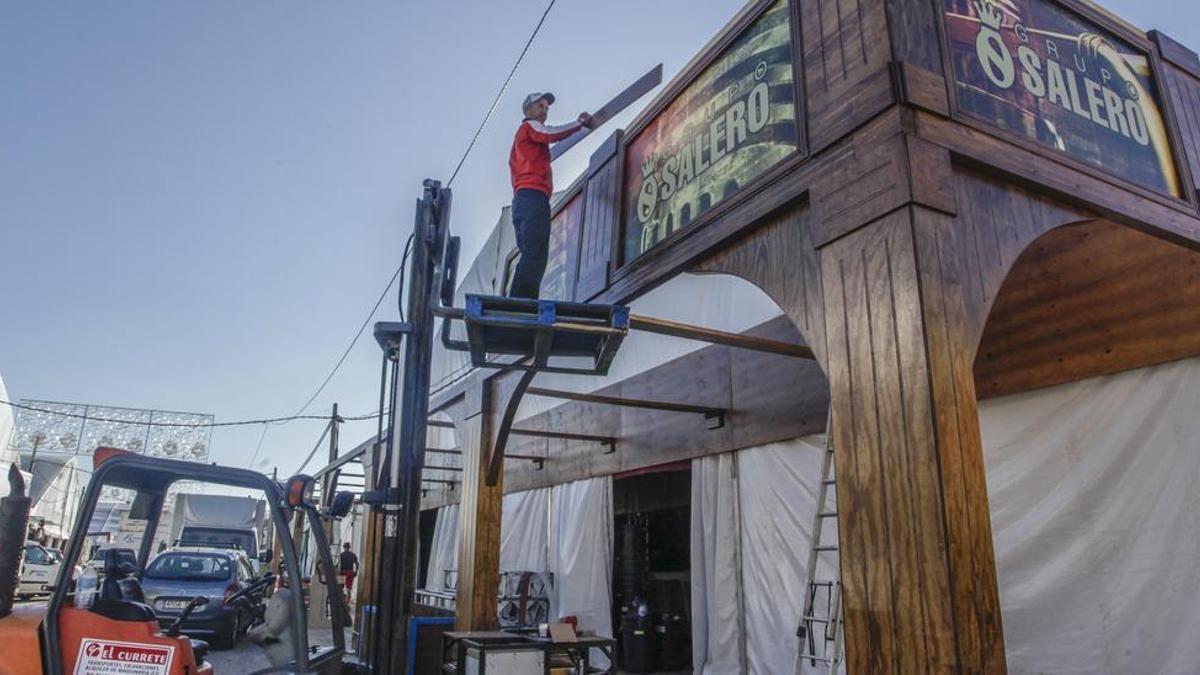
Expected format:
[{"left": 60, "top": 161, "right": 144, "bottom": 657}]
[{"left": 509, "top": 119, "right": 581, "bottom": 196}]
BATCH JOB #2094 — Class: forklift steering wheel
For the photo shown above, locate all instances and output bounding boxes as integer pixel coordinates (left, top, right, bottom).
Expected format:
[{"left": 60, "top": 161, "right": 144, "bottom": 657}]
[{"left": 225, "top": 573, "right": 276, "bottom": 607}]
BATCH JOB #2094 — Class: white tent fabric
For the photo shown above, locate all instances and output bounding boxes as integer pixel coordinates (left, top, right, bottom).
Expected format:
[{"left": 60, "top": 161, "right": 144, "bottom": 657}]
[
  {"left": 981, "top": 356, "right": 1200, "bottom": 674},
  {"left": 549, "top": 477, "right": 614, "bottom": 670},
  {"left": 688, "top": 356, "right": 1200, "bottom": 675},
  {"left": 691, "top": 438, "right": 831, "bottom": 675},
  {"left": 500, "top": 487, "right": 550, "bottom": 572},
  {"left": 0, "top": 374, "right": 14, "bottom": 466},
  {"left": 0, "top": 374, "right": 26, "bottom": 498},
  {"left": 738, "top": 440, "right": 829, "bottom": 675},
  {"left": 691, "top": 453, "right": 747, "bottom": 675},
  {"left": 30, "top": 455, "right": 85, "bottom": 540},
  {"left": 425, "top": 504, "right": 460, "bottom": 591}
]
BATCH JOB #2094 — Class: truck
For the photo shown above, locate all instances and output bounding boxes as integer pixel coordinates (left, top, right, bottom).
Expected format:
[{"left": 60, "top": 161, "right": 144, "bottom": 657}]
[{"left": 169, "top": 494, "right": 267, "bottom": 560}]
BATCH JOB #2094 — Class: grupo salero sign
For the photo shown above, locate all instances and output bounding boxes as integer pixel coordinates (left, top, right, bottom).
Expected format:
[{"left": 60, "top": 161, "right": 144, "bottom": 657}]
[
  {"left": 622, "top": 0, "right": 798, "bottom": 265},
  {"left": 943, "top": 0, "right": 1180, "bottom": 196}
]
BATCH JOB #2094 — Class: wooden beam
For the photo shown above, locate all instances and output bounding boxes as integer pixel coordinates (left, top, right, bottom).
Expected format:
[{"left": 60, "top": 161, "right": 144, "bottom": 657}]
[
  {"left": 526, "top": 386, "right": 725, "bottom": 426},
  {"left": 549, "top": 63, "right": 663, "bottom": 161},
  {"left": 508, "top": 428, "right": 616, "bottom": 445},
  {"left": 629, "top": 314, "right": 814, "bottom": 359},
  {"left": 487, "top": 370, "right": 537, "bottom": 486},
  {"left": 433, "top": 417, "right": 615, "bottom": 446},
  {"left": 312, "top": 436, "right": 373, "bottom": 478},
  {"left": 425, "top": 447, "right": 546, "bottom": 466},
  {"left": 454, "top": 392, "right": 501, "bottom": 632}
]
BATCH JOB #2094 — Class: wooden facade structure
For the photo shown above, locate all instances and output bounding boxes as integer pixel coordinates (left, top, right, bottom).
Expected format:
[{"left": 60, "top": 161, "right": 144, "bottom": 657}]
[{"left": 419, "top": 0, "right": 1200, "bottom": 671}]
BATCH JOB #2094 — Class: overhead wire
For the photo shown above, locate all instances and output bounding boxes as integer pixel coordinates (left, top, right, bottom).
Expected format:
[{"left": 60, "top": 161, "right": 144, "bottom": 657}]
[
  {"left": 282, "top": 232, "right": 414, "bottom": 422},
  {"left": 445, "top": 0, "right": 558, "bottom": 187},
  {"left": 292, "top": 419, "right": 334, "bottom": 476},
  {"left": 11, "top": 0, "right": 559, "bottom": 474},
  {"left": 245, "top": 423, "right": 271, "bottom": 470}
]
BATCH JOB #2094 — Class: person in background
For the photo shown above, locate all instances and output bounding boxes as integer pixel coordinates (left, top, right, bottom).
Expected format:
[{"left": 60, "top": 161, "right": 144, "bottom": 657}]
[
  {"left": 507, "top": 92, "right": 592, "bottom": 298},
  {"left": 339, "top": 542, "right": 358, "bottom": 592}
]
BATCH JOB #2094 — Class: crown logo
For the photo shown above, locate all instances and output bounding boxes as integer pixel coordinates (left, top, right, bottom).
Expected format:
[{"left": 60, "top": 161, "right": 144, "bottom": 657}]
[
  {"left": 973, "top": 0, "right": 1003, "bottom": 30},
  {"left": 642, "top": 154, "right": 658, "bottom": 178}
]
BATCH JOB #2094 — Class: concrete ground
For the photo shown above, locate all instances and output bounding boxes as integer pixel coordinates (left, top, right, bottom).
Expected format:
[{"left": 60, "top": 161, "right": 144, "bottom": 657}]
[{"left": 207, "top": 626, "right": 349, "bottom": 672}]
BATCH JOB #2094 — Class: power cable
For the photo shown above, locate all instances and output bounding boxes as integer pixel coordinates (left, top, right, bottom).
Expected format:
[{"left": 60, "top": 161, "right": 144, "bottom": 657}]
[
  {"left": 246, "top": 423, "right": 271, "bottom": 470},
  {"left": 283, "top": 233, "right": 413, "bottom": 422},
  {"left": 293, "top": 420, "right": 333, "bottom": 476},
  {"left": 445, "top": 0, "right": 558, "bottom": 187}
]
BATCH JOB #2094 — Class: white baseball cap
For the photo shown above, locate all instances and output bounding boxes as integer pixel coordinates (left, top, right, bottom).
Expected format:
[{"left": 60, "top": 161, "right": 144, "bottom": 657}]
[{"left": 522, "top": 92, "right": 556, "bottom": 113}]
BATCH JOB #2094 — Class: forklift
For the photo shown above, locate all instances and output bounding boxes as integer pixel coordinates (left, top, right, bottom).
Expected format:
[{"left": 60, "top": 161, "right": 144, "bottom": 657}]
[{"left": 0, "top": 446, "right": 355, "bottom": 674}]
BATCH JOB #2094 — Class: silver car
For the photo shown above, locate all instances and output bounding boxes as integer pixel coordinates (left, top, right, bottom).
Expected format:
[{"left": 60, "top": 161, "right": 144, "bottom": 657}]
[{"left": 140, "top": 546, "right": 263, "bottom": 649}]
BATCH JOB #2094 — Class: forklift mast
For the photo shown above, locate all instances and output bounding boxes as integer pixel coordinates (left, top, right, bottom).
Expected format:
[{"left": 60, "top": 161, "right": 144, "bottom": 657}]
[{"left": 360, "top": 179, "right": 455, "bottom": 673}]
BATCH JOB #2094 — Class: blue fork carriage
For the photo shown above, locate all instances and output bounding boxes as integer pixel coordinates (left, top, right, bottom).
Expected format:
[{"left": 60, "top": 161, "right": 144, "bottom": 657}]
[{"left": 443, "top": 294, "right": 630, "bottom": 376}]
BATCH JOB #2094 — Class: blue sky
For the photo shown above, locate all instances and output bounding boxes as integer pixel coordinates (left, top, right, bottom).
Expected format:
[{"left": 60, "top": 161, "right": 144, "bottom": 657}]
[{"left": 1, "top": 0, "right": 1195, "bottom": 475}]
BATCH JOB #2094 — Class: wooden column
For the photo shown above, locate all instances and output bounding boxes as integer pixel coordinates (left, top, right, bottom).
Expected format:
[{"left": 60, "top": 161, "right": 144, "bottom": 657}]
[
  {"left": 452, "top": 384, "right": 502, "bottom": 631},
  {"left": 820, "top": 207, "right": 1005, "bottom": 673}
]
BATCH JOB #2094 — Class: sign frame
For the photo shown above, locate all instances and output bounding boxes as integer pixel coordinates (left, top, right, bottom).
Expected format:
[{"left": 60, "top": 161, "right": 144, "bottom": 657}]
[
  {"left": 610, "top": 0, "right": 808, "bottom": 279},
  {"left": 501, "top": 178, "right": 587, "bottom": 301},
  {"left": 935, "top": 0, "right": 1196, "bottom": 209}
]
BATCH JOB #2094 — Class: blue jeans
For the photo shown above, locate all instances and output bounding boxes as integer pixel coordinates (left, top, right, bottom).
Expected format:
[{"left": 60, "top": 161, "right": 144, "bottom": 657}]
[{"left": 509, "top": 188, "right": 552, "bottom": 298}]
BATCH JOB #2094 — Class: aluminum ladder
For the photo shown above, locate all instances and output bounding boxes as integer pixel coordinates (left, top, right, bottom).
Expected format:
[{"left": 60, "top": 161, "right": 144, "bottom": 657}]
[{"left": 797, "top": 413, "right": 844, "bottom": 673}]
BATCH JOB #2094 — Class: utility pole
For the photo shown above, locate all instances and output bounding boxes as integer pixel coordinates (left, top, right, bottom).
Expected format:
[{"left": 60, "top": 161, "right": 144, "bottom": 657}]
[
  {"left": 323, "top": 403, "right": 341, "bottom": 513},
  {"left": 27, "top": 433, "right": 44, "bottom": 477},
  {"left": 271, "top": 467, "right": 283, "bottom": 578},
  {"left": 324, "top": 404, "right": 342, "bottom": 603}
]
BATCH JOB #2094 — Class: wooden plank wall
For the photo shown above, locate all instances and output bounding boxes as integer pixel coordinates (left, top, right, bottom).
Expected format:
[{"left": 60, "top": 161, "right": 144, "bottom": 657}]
[
  {"left": 575, "top": 153, "right": 620, "bottom": 301},
  {"left": 800, "top": 0, "right": 895, "bottom": 150},
  {"left": 1161, "top": 65, "right": 1200, "bottom": 202},
  {"left": 975, "top": 219, "right": 1200, "bottom": 398},
  {"left": 938, "top": 168, "right": 1091, "bottom": 351},
  {"left": 1152, "top": 31, "right": 1200, "bottom": 202},
  {"left": 903, "top": 169, "right": 1120, "bottom": 671},
  {"left": 693, "top": 201, "right": 827, "bottom": 364},
  {"left": 821, "top": 210, "right": 964, "bottom": 672}
]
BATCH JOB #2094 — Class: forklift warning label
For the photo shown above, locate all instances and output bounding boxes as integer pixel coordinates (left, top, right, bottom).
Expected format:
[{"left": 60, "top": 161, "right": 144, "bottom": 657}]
[{"left": 74, "top": 639, "right": 174, "bottom": 674}]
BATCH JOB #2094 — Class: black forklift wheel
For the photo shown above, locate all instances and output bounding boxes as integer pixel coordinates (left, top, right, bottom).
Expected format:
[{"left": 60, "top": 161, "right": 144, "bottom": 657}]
[{"left": 215, "top": 614, "right": 240, "bottom": 650}]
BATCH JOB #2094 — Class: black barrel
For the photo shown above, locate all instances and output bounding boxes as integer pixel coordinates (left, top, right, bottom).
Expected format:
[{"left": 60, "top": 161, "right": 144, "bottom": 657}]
[
  {"left": 620, "top": 613, "right": 659, "bottom": 673},
  {"left": 658, "top": 613, "right": 691, "bottom": 670}
]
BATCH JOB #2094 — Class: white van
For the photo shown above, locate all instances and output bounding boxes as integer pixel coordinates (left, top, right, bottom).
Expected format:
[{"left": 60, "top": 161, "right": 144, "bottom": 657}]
[{"left": 18, "top": 543, "right": 62, "bottom": 599}]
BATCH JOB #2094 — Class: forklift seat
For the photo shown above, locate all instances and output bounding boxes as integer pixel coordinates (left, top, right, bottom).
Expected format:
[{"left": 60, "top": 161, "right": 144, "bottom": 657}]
[
  {"left": 90, "top": 548, "right": 155, "bottom": 623},
  {"left": 99, "top": 548, "right": 144, "bottom": 603}
]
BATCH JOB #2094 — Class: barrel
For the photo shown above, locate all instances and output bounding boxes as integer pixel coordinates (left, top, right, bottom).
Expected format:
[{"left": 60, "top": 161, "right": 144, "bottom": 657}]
[{"left": 620, "top": 613, "right": 659, "bottom": 673}]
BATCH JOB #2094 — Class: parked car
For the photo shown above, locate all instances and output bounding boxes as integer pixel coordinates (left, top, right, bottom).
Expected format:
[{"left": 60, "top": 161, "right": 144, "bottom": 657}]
[
  {"left": 18, "top": 543, "right": 62, "bottom": 599},
  {"left": 139, "top": 547, "right": 264, "bottom": 649}
]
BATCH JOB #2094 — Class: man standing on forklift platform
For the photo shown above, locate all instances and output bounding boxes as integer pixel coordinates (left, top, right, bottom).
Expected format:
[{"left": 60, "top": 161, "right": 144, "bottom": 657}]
[{"left": 507, "top": 92, "right": 592, "bottom": 298}]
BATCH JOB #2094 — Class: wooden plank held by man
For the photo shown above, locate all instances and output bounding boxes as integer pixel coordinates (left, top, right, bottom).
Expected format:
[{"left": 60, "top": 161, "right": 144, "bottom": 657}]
[{"left": 507, "top": 65, "right": 663, "bottom": 299}]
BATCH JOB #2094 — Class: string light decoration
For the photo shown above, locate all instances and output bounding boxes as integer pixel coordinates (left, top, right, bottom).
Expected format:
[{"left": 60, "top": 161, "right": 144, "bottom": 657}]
[{"left": 11, "top": 399, "right": 213, "bottom": 462}]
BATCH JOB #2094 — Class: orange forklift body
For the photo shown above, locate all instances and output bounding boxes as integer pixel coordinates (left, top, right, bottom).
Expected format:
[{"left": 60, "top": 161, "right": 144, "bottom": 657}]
[
  {"left": 58, "top": 606, "right": 212, "bottom": 675},
  {"left": 0, "top": 604, "right": 47, "bottom": 675}
]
